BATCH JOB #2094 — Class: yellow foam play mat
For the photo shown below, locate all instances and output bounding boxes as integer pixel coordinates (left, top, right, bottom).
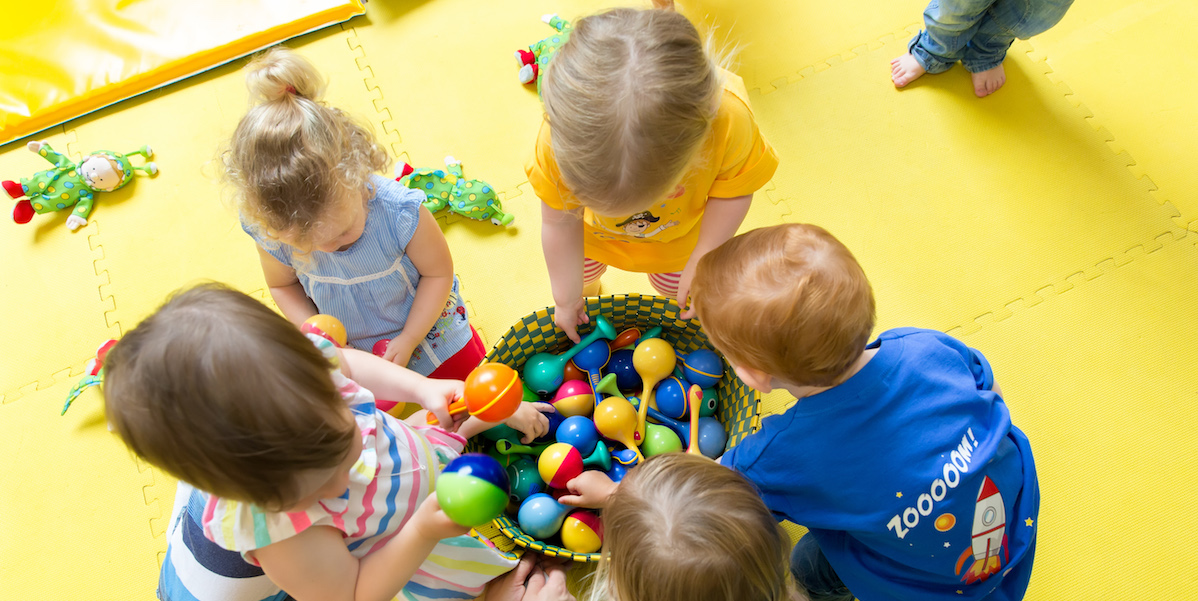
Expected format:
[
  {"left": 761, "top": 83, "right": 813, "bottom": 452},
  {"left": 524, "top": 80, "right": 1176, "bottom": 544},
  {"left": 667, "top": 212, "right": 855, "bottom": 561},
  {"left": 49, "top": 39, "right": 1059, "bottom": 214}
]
[{"left": 2, "top": 0, "right": 1193, "bottom": 599}]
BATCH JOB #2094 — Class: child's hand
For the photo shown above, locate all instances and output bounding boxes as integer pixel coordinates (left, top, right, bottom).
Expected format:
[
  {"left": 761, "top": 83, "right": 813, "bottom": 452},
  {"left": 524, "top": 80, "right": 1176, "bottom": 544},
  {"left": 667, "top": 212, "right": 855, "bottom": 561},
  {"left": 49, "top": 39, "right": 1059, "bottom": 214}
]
[
  {"left": 414, "top": 377, "right": 462, "bottom": 429},
  {"left": 382, "top": 334, "right": 417, "bottom": 367},
  {"left": 411, "top": 494, "right": 470, "bottom": 542},
  {"left": 677, "top": 262, "right": 698, "bottom": 320},
  {"left": 504, "top": 402, "right": 556, "bottom": 443},
  {"left": 554, "top": 297, "right": 589, "bottom": 343},
  {"left": 558, "top": 471, "right": 617, "bottom": 508},
  {"left": 486, "top": 555, "right": 576, "bottom": 601}
]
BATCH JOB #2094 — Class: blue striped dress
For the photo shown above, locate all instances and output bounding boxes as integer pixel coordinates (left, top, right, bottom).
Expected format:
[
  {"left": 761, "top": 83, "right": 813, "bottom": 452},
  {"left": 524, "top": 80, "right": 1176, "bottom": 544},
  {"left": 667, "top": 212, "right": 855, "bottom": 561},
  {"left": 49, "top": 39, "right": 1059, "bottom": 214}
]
[
  {"left": 244, "top": 175, "right": 473, "bottom": 376},
  {"left": 156, "top": 334, "right": 518, "bottom": 601}
]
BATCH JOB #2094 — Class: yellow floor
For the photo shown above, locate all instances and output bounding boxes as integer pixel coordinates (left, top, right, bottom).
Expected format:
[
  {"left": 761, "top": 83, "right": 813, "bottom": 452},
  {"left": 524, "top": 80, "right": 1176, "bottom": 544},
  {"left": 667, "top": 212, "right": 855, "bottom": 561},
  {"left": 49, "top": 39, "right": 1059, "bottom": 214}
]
[{"left": 2, "top": 0, "right": 1193, "bottom": 599}]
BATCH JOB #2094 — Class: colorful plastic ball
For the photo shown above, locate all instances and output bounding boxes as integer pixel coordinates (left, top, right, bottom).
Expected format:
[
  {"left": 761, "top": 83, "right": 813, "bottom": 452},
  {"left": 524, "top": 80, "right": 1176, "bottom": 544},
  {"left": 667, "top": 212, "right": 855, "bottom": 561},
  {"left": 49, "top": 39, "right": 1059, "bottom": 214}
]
[
  {"left": 699, "top": 388, "right": 719, "bottom": 418},
  {"left": 465, "top": 363, "right": 524, "bottom": 422},
  {"left": 371, "top": 338, "right": 390, "bottom": 357},
  {"left": 611, "top": 448, "right": 641, "bottom": 467},
  {"left": 538, "top": 442, "right": 584, "bottom": 489},
  {"left": 606, "top": 461, "right": 628, "bottom": 482},
  {"left": 518, "top": 493, "right": 572, "bottom": 540},
  {"left": 697, "top": 417, "right": 729, "bottom": 458},
  {"left": 654, "top": 376, "right": 690, "bottom": 420},
  {"left": 563, "top": 360, "right": 586, "bottom": 383},
  {"left": 555, "top": 415, "right": 600, "bottom": 455},
  {"left": 301, "top": 314, "right": 347, "bottom": 348},
  {"left": 681, "top": 349, "right": 724, "bottom": 389},
  {"left": 561, "top": 510, "right": 604, "bottom": 554},
  {"left": 506, "top": 458, "right": 545, "bottom": 506},
  {"left": 608, "top": 349, "right": 641, "bottom": 391},
  {"left": 642, "top": 423, "right": 683, "bottom": 457},
  {"left": 436, "top": 454, "right": 510, "bottom": 527},
  {"left": 551, "top": 380, "right": 594, "bottom": 418},
  {"left": 532, "top": 410, "right": 566, "bottom": 444}
]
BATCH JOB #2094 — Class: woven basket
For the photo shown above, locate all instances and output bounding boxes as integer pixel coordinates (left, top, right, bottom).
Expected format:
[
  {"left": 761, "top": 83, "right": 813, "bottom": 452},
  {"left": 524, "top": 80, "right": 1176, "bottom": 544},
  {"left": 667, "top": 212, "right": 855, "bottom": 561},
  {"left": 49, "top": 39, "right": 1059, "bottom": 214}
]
[{"left": 474, "top": 294, "right": 762, "bottom": 562}]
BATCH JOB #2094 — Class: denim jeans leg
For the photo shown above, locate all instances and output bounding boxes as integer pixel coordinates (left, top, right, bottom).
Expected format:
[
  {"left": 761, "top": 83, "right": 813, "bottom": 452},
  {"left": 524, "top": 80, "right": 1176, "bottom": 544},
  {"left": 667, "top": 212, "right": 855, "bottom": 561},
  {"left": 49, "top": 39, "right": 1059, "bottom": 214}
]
[
  {"left": 962, "top": 0, "right": 1074, "bottom": 72},
  {"left": 908, "top": 0, "right": 1000, "bottom": 73},
  {"left": 790, "top": 535, "right": 854, "bottom": 601}
]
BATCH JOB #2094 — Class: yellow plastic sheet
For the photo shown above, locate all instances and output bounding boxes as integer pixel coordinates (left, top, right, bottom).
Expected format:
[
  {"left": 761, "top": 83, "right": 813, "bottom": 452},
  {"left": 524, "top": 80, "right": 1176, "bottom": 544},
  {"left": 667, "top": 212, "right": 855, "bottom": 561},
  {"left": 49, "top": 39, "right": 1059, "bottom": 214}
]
[{"left": 0, "top": 0, "right": 365, "bottom": 146}]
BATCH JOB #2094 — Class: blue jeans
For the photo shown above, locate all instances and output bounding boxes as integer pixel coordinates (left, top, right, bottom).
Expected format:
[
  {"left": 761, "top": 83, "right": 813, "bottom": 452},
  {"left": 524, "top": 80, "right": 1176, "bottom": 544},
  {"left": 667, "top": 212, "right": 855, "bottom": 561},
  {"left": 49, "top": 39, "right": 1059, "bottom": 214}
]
[
  {"left": 790, "top": 535, "right": 854, "bottom": 601},
  {"left": 909, "top": 0, "right": 1073, "bottom": 73}
]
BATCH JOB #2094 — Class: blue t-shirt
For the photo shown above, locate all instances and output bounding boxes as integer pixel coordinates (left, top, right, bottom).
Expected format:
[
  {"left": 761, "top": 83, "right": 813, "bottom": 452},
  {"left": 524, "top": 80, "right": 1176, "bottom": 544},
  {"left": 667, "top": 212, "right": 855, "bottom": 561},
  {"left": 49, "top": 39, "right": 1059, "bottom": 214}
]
[
  {"left": 243, "top": 175, "right": 473, "bottom": 376},
  {"left": 722, "top": 328, "right": 1039, "bottom": 601}
]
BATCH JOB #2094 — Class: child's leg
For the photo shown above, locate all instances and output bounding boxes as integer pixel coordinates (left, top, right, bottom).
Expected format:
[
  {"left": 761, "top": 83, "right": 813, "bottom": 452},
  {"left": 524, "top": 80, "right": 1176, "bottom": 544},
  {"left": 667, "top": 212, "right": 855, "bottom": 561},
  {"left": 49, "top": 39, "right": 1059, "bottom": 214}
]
[
  {"left": 583, "top": 258, "right": 607, "bottom": 296},
  {"left": 790, "top": 535, "right": 854, "bottom": 601},
  {"left": 893, "top": 0, "right": 999, "bottom": 87},
  {"left": 961, "top": 0, "right": 1074, "bottom": 96},
  {"left": 427, "top": 325, "right": 488, "bottom": 381},
  {"left": 648, "top": 271, "right": 682, "bottom": 298}
]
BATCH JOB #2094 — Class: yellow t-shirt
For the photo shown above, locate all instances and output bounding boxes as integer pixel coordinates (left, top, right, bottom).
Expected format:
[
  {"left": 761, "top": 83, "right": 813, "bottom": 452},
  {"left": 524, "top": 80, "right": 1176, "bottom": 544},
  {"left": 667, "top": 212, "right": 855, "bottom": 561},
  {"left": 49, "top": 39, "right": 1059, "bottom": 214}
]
[{"left": 525, "top": 70, "right": 779, "bottom": 273}]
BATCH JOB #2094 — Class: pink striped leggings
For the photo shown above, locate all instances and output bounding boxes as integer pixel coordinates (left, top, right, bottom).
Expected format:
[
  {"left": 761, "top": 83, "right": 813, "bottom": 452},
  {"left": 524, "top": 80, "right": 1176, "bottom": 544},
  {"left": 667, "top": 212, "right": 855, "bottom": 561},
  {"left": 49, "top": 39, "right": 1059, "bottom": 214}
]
[{"left": 583, "top": 258, "right": 682, "bottom": 297}]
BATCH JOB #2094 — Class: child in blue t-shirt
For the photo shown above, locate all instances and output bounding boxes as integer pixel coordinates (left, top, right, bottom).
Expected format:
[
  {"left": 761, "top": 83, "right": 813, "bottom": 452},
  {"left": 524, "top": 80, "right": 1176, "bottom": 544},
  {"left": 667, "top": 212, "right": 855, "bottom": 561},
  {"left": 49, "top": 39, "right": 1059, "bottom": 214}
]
[{"left": 568, "top": 223, "right": 1040, "bottom": 601}]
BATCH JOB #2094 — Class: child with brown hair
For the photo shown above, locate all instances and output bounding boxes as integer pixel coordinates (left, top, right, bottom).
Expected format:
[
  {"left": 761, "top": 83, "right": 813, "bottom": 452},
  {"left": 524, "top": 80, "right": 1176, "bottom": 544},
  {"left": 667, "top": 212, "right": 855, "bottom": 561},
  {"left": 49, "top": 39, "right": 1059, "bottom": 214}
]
[
  {"left": 228, "top": 47, "right": 488, "bottom": 388},
  {"left": 552, "top": 453, "right": 800, "bottom": 601},
  {"left": 687, "top": 224, "right": 1041, "bottom": 601},
  {"left": 528, "top": 7, "right": 778, "bottom": 341},
  {"left": 103, "top": 283, "right": 551, "bottom": 601}
]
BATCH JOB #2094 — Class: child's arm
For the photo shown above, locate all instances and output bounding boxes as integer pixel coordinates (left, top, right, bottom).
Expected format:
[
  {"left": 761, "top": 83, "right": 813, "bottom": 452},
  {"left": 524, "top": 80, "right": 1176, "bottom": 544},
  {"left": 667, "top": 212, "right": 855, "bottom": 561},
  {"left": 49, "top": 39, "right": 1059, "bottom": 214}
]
[
  {"left": 383, "top": 206, "right": 455, "bottom": 366},
  {"left": 339, "top": 347, "right": 456, "bottom": 427},
  {"left": 677, "top": 194, "right": 753, "bottom": 319},
  {"left": 254, "top": 495, "right": 467, "bottom": 601},
  {"left": 258, "top": 246, "right": 319, "bottom": 324},
  {"left": 541, "top": 202, "right": 589, "bottom": 343}
]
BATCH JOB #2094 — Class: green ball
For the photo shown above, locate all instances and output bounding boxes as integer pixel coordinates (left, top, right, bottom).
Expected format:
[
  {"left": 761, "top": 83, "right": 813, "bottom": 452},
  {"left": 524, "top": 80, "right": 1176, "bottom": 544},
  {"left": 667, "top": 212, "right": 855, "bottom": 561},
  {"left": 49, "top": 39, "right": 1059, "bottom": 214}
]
[
  {"left": 642, "top": 423, "right": 683, "bottom": 457},
  {"left": 436, "top": 472, "right": 510, "bottom": 528}
]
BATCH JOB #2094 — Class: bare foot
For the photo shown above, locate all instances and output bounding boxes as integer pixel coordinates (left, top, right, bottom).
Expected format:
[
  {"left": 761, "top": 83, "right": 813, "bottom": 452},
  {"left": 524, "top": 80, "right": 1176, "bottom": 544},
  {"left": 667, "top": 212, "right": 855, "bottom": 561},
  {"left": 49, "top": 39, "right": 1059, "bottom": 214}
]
[
  {"left": 891, "top": 53, "right": 926, "bottom": 88},
  {"left": 971, "top": 63, "right": 1006, "bottom": 97}
]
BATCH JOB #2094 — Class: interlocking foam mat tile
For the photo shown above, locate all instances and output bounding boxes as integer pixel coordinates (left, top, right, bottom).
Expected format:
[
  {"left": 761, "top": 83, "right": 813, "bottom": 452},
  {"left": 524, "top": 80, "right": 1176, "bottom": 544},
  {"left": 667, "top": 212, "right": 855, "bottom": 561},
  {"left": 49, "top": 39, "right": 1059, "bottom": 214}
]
[{"left": 1, "top": 0, "right": 1193, "bottom": 599}]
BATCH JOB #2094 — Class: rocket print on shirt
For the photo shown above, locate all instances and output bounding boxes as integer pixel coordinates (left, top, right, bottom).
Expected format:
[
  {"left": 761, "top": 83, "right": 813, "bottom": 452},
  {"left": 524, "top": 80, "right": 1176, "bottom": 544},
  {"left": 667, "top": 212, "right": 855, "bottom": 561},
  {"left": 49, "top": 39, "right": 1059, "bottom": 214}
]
[{"left": 956, "top": 476, "right": 1008, "bottom": 584}]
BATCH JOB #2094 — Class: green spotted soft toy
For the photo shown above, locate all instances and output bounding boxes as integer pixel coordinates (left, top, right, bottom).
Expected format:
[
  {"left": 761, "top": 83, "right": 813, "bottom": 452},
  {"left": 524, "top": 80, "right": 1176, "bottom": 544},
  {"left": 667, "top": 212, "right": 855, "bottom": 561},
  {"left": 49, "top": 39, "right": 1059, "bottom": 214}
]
[
  {"left": 397, "top": 156, "right": 514, "bottom": 227},
  {"left": 515, "top": 14, "right": 572, "bottom": 95},
  {"left": 6, "top": 140, "right": 157, "bottom": 231}
]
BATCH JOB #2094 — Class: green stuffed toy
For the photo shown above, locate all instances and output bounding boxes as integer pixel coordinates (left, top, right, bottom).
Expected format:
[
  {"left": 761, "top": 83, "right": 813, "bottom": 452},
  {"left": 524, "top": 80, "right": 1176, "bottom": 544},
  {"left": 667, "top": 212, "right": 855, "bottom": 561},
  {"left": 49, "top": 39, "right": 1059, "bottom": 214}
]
[
  {"left": 515, "top": 14, "right": 572, "bottom": 95},
  {"left": 6, "top": 140, "right": 157, "bottom": 231},
  {"left": 397, "top": 156, "right": 514, "bottom": 227}
]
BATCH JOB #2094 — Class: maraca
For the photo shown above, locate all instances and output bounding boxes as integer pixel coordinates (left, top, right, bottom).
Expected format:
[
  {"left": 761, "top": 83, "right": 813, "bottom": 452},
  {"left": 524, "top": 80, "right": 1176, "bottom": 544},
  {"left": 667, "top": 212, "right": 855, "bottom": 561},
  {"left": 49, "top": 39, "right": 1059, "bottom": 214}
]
[
  {"left": 633, "top": 338, "right": 676, "bottom": 441},
  {"left": 699, "top": 388, "right": 719, "bottom": 418},
  {"left": 571, "top": 340, "right": 610, "bottom": 404},
  {"left": 681, "top": 349, "right": 724, "bottom": 388},
  {"left": 533, "top": 410, "right": 566, "bottom": 444},
  {"left": 561, "top": 510, "right": 604, "bottom": 553},
  {"left": 611, "top": 447, "right": 641, "bottom": 467},
  {"left": 518, "top": 493, "right": 572, "bottom": 540},
  {"left": 551, "top": 380, "right": 594, "bottom": 418},
  {"left": 606, "top": 461, "right": 628, "bottom": 482},
  {"left": 426, "top": 362, "right": 523, "bottom": 425},
  {"left": 607, "top": 349, "right": 640, "bottom": 391},
  {"left": 506, "top": 458, "right": 545, "bottom": 506},
  {"left": 609, "top": 328, "right": 640, "bottom": 351},
  {"left": 563, "top": 360, "right": 586, "bottom": 383},
  {"left": 538, "top": 442, "right": 584, "bottom": 489},
  {"left": 556, "top": 415, "right": 600, "bottom": 455},
  {"left": 523, "top": 316, "right": 617, "bottom": 395},
  {"left": 654, "top": 376, "right": 691, "bottom": 420},
  {"left": 301, "top": 314, "right": 347, "bottom": 348},
  {"left": 436, "top": 454, "right": 510, "bottom": 527},
  {"left": 628, "top": 396, "right": 728, "bottom": 459},
  {"left": 582, "top": 442, "right": 612, "bottom": 471},
  {"left": 642, "top": 423, "right": 683, "bottom": 457},
  {"left": 496, "top": 440, "right": 553, "bottom": 456},
  {"left": 594, "top": 397, "right": 644, "bottom": 463},
  {"left": 686, "top": 384, "right": 702, "bottom": 455}
]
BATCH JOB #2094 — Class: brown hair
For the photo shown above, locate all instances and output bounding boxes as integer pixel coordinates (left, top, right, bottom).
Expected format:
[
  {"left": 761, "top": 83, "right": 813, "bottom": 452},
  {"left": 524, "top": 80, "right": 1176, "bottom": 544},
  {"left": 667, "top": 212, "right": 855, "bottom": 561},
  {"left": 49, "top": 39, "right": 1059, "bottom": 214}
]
[
  {"left": 691, "top": 224, "right": 876, "bottom": 387},
  {"left": 225, "top": 46, "right": 389, "bottom": 249},
  {"left": 591, "top": 453, "right": 798, "bottom": 601},
  {"left": 541, "top": 8, "right": 724, "bottom": 216},
  {"left": 102, "top": 283, "right": 357, "bottom": 510}
]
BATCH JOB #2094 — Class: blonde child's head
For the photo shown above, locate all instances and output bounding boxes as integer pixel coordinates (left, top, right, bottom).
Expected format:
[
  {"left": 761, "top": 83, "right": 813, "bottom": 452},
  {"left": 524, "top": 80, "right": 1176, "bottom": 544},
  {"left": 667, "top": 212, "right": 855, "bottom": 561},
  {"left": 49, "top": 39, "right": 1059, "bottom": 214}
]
[
  {"left": 691, "top": 224, "right": 876, "bottom": 387},
  {"left": 591, "top": 453, "right": 797, "bottom": 601},
  {"left": 102, "top": 283, "right": 359, "bottom": 511},
  {"left": 541, "top": 8, "right": 724, "bottom": 216},
  {"left": 225, "top": 47, "right": 389, "bottom": 252}
]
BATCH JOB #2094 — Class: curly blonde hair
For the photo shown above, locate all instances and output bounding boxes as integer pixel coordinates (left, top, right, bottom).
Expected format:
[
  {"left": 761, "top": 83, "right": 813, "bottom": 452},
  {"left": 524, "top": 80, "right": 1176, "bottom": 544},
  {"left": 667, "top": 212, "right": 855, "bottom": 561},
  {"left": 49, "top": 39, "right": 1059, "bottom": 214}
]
[
  {"left": 541, "top": 8, "right": 725, "bottom": 216},
  {"left": 225, "top": 47, "right": 389, "bottom": 248}
]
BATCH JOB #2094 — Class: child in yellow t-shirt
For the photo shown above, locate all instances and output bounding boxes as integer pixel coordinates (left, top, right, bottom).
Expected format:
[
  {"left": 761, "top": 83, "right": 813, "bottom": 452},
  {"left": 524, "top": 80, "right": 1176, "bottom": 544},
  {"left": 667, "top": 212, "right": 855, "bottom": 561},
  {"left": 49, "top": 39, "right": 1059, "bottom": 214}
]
[{"left": 526, "top": 7, "right": 778, "bottom": 341}]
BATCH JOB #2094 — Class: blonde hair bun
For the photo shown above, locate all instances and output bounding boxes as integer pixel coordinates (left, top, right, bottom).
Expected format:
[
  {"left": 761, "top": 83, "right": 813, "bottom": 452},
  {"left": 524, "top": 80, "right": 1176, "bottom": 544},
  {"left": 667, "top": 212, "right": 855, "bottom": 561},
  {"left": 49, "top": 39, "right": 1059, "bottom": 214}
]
[{"left": 244, "top": 47, "right": 327, "bottom": 104}]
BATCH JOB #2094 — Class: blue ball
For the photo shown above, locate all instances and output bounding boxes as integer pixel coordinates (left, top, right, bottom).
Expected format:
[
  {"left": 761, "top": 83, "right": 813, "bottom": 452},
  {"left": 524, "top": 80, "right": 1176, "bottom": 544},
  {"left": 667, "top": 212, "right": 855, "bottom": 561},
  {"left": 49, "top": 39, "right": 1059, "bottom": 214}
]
[
  {"left": 555, "top": 415, "right": 599, "bottom": 455},
  {"left": 443, "top": 453, "right": 510, "bottom": 490},
  {"left": 696, "top": 417, "right": 729, "bottom": 459},
  {"left": 608, "top": 349, "right": 641, "bottom": 391},
  {"left": 533, "top": 410, "right": 566, "bottom": 444},
  {"left": 681, "top": 349, "right": 724, "bottom": 389},
  {"left": 606, "top": 461, "right": 628, "bottom": 482},
  {"left": 654, "top": 376, "right": 690, "bottom": 419},
  {"left": 518, "top": 493, "right": 571, "bottom": 539}
]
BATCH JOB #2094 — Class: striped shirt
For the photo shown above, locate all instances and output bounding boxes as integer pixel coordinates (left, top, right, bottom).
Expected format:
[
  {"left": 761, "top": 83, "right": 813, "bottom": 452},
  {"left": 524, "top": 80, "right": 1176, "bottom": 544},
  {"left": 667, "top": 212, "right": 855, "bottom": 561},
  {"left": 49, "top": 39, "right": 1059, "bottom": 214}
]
[
  {"left": 244, "top": 175, "right": 473, "bottom": 376},
  {"left": 156, "top": 334, "right": 517, "bottom": 601}
]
